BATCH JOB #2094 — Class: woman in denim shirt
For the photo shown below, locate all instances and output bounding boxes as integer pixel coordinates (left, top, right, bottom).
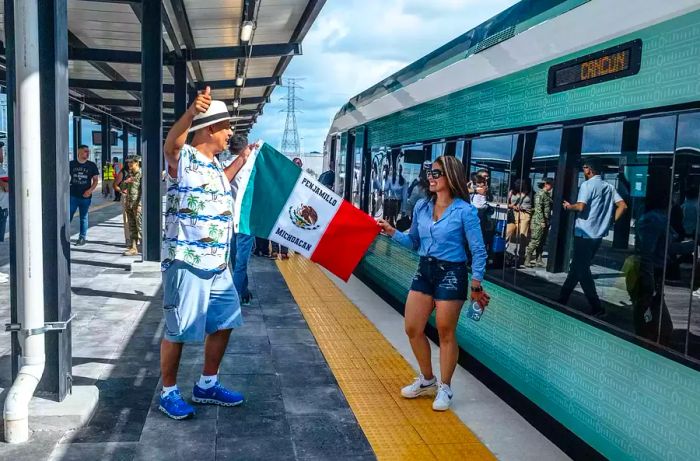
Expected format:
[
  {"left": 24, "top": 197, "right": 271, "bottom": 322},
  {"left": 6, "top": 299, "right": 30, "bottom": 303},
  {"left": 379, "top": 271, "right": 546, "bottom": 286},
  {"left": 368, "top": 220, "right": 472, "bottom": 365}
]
[{"left": 378, "top": 155, "right": 490, "bottom": 411}]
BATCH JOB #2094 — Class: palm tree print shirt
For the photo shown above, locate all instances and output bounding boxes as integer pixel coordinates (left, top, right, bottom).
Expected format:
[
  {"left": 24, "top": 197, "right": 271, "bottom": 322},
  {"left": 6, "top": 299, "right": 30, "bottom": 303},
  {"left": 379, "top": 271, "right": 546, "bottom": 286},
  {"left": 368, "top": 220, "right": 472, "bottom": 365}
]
[{"left": 161, "top": 145, "right": 234, "bottom": 272}]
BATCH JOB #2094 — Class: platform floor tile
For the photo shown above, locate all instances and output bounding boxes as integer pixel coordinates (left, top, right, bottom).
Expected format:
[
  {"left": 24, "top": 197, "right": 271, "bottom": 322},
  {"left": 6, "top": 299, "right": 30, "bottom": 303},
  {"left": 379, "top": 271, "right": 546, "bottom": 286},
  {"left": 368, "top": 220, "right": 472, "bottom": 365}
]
[{"left": 277, "top": 255, "right": 496, "bottom": 461}]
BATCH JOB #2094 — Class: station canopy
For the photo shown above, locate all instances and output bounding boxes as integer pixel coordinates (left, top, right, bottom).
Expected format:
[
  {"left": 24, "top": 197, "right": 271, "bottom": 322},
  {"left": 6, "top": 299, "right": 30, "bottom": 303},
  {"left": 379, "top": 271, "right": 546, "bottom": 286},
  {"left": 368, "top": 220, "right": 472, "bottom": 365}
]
[{"left": 0, "top": 0, "right": 324, "bottom": 135}]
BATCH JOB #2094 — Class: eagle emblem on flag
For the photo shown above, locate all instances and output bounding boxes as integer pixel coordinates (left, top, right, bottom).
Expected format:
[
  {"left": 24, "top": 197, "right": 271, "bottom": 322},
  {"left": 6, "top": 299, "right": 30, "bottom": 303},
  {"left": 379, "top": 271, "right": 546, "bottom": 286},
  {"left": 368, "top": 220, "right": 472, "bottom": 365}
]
[{"left": 289, "top": 204, "right": 320, "bottom": 230}]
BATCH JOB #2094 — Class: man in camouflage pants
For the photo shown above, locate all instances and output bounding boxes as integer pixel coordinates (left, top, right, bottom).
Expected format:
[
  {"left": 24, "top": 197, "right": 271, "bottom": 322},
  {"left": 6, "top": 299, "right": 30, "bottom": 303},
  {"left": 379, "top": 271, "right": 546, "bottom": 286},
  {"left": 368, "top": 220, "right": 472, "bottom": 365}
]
[
  {"left": 524, "top": 178, "right": 553, "bottom": 267},
  {"left": 123, "top": 156, "right": 143, "bottom": 256}
]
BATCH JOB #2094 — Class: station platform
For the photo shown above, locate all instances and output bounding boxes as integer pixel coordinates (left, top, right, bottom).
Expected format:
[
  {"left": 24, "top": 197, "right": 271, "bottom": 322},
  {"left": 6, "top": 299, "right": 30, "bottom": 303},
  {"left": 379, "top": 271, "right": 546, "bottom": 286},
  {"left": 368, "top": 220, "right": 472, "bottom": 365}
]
[{"left": 0, "top": 198, "right": 567, "bottom": 461}]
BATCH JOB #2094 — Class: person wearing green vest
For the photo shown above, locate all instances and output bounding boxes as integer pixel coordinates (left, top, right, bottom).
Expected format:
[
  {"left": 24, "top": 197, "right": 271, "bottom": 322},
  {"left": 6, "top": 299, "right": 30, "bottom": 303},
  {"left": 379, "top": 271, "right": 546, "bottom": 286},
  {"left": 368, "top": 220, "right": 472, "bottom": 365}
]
[
  {"left": 122, "top": 156, "right": 142, "bottom": 256},
  {"left": 102, "top": 161, "right": 116, "bottom": 199}
]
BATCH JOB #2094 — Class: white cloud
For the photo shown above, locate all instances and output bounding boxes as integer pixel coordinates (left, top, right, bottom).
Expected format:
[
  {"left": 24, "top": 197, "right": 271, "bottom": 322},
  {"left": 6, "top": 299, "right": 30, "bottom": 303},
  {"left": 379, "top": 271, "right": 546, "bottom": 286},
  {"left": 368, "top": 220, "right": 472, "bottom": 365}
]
[{"left": 250, "top": 0, "right": 519, "bottom": 153}]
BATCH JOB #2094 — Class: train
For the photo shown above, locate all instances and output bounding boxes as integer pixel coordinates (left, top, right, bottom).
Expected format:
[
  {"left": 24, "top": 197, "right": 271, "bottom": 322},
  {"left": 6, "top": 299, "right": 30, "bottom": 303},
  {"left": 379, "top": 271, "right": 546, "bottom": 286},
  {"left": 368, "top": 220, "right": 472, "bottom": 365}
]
[{"left": 323, "top": 1, "right": 700, "bottom": 460}]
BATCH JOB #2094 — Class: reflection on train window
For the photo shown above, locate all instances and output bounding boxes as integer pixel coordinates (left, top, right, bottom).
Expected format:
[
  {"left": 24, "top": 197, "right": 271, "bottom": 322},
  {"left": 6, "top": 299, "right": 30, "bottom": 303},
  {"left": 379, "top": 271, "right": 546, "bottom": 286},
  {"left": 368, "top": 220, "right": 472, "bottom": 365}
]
[
  {"left": 455, "top": 140, "right": 466, "bottom": 162},
  {"left": 431, "top": 142, "right": 446, "bottom": 160},
  {"left": 512, "top": 129, "right": 561, "bottom": 293},
  {"left": 470, "top": 134, "right": 516, "bottom": 275},
  {"left": 369, "top": 147, "right": 389, "bottom": 219},
  {"left": 673, "top": 112, "right": 700, "bottom": 358},
  {"left": 336, "top": 135, "right": 346, "bottom": 197}
]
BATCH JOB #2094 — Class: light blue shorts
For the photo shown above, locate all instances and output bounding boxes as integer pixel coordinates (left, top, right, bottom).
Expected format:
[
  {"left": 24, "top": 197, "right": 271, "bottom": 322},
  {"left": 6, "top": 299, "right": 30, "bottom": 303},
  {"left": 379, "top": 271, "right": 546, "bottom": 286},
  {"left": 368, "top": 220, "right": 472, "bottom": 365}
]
[{"left": 162, "top": 261, "right": 243, "bottom": 343}]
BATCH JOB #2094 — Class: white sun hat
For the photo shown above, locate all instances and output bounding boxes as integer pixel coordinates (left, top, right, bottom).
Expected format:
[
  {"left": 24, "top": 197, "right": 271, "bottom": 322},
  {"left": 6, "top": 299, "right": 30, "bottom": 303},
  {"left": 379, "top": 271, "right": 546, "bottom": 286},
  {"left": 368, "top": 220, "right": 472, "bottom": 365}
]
[{"left": 188, "top": 100, "right": 234, "bottom": 132}]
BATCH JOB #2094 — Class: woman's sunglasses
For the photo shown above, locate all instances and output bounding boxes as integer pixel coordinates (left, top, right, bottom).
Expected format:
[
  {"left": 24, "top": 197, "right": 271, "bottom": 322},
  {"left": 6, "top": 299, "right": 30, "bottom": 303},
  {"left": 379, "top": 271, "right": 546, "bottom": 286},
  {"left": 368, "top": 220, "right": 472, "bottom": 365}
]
[{"left": 428, "top": 169, "right": 445, "bottom": 179}]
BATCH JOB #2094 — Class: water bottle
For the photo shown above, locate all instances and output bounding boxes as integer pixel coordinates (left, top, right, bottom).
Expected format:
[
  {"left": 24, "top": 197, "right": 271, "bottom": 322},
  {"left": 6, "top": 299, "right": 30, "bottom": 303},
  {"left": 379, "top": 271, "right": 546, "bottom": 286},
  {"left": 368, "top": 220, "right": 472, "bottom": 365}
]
[{"left": 466, "top": 301, "right": 483, "bottom": 321}]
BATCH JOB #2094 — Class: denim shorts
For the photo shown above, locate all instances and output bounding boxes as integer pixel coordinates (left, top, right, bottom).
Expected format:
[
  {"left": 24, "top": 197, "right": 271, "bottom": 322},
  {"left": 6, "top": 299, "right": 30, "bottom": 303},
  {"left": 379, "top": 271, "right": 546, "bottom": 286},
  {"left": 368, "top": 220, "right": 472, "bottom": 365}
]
[
  {"left": 162, "top": 260, "right": 243, "bottom": 343},
  {"left": 411, "top": 257, "right": 469, "bottom": 301}
]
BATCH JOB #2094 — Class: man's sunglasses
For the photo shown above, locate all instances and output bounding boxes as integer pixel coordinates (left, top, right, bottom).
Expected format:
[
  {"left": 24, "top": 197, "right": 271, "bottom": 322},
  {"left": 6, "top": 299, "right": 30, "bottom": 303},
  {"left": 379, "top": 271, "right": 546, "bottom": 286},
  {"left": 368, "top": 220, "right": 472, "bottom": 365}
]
[{"left": 429, "top": 169, "right": 445, "bottom": 179}]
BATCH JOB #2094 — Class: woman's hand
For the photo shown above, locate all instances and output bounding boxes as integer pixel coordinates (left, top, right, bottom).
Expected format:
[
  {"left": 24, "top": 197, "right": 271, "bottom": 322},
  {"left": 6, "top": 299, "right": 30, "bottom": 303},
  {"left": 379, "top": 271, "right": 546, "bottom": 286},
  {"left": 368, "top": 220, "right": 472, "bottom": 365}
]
[
  {"left": 470, "top": 282, "right": 490, "bottom": 308},
  {"left": 377, "top": 219, "right": 396, "bottom": 236}
]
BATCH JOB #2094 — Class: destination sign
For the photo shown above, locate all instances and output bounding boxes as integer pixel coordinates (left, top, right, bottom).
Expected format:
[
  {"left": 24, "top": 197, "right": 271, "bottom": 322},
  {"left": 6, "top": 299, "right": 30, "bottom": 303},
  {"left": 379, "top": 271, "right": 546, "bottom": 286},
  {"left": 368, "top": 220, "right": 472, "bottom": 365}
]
[{"left": 547, "top": 40, "right": 642, "bottom": 94}]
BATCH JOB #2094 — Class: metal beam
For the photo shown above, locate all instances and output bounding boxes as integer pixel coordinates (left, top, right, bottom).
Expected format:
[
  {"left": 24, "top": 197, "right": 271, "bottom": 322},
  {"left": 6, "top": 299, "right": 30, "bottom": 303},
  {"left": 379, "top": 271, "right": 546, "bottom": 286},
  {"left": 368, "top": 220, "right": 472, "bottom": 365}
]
[
  {"left": 69, "top": 76, "right": 279, "bottom": 92},
  {"left": 169, "top": 0, "right": 204, "bottom": 82},
  {"left": 82, "top": 98, "right": 174, "bottom": 108},
  {"left": 194, "top": 76, "right": 281, "bottom": 89},
  {"left": 66, "top": 43, "right": 300, "bottom": 64},
  {"left": 141, "top": 0, "right": 163, "bottom": 262},
  {"left": 129, "top": 0, "right": 175, "bottom": 81},
  {"left": 71, "top": 103, "right": 81, "bottom": 160},
  {"left": 174, "top": 58, "right": 187, "bottom": 119},
  {"left": 263, "top": 0, "right": 325, "bottom": 106},
  {"left": 69, "top": 46, "right": 141, "bottom": 64},
  {"left": 122, "top": 123, "right": 129, "bottom": 160},
  {"left": 80, "top": 96, "right": 266, "bottom": 108},
  {"left": 67, "top": 31, "right": 142, "bottom": 101},
  {"left": 184, "top": 43, "right": 301, "bottom": 62}
]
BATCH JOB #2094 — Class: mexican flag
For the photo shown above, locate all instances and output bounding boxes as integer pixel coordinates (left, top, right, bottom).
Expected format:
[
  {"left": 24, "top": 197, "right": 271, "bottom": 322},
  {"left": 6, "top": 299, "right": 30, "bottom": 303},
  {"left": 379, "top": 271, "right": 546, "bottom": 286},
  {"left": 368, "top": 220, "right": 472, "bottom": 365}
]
[{"left": 233, "top": 142, "right": 380, "bottom": 281}]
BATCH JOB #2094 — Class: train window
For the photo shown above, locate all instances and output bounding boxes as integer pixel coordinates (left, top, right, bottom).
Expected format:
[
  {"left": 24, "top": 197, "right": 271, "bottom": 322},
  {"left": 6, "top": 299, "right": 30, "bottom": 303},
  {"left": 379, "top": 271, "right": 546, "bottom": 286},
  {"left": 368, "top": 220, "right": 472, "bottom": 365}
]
[
  {"left": 672, "top": 112, "right": 700, "bottom": 359},
  {"left": 512, "top": 129, "right": 561, "bottom": 293},
  {"left": 431, "top": 142, "right": 446, "bottom": 160},
  {"left": 368, "top": 147, "right": 389, "bottom": 219},
  {"left": 470, "top": 134, "right": 517, "bottom": 274},
  {"left": 455, "top": 140, "right": 466, "bottom": 162}
]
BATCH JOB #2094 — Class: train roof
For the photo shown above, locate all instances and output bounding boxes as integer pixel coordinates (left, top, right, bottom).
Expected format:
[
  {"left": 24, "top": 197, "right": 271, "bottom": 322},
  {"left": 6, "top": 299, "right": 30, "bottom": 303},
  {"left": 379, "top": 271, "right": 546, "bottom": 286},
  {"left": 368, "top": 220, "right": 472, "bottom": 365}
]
[{"left": 333, "top": 0, "right": 588, "bottom": 123}]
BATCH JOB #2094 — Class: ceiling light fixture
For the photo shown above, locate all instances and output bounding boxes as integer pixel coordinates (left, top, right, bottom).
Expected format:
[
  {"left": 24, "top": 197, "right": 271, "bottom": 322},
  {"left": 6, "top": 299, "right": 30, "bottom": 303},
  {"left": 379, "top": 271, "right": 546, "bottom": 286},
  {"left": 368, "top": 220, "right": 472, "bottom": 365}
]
[
  {"left": 240, "top": 21, "right": 254, "bottom": 42},
  {"left": 236, "top": 77, "right": 244, "bottom": 86},
  {"left": 233, "top": 100, "right": 240, "bottom": 109}
]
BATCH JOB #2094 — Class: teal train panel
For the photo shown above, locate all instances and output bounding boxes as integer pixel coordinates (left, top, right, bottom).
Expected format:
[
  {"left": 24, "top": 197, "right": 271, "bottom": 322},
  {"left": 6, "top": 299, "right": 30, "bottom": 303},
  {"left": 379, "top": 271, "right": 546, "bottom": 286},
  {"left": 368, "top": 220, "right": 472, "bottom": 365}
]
[{"left": 365, "top": 11, "right": 700, "bottom": 147}]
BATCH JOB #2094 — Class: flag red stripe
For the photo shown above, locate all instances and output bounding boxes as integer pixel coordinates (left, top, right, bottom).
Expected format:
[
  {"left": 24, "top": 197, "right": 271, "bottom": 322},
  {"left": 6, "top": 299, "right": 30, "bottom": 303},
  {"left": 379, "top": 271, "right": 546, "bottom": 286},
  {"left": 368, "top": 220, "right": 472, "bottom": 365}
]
[{"left": 310, "top": 201, "right": 380, "bottom": 281}]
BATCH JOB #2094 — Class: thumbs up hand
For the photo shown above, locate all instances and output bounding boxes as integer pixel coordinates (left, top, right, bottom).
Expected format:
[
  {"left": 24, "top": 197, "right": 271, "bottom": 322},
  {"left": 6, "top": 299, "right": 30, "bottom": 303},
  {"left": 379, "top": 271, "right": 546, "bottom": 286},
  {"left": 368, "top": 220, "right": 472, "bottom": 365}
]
[{"left": 191, "top": 86, "right": 212, "bottom": 116}]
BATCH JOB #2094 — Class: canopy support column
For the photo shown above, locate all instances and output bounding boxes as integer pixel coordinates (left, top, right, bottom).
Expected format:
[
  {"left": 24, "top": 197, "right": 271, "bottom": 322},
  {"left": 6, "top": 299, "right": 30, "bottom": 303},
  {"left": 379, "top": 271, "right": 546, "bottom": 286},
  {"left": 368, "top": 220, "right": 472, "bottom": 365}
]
[
  {"left": 37, "top": 0, "right": 71, "bottom": 399},
  {"left": 141, "top": 0, "right": 163, "bottom": 262},
  {"left": 71, "top": 103, "right": 81, "bottom": 161},
  {"left": 174, "top": 58, "right": 187, "bottom": 120}
]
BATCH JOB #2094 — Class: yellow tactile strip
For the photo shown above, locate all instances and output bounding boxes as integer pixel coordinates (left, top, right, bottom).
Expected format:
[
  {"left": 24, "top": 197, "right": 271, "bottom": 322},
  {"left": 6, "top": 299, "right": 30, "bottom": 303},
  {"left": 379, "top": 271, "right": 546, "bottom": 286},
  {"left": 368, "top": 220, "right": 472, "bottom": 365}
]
[{"left": 277, "top": 256, "right": 496, "bottom": 461}]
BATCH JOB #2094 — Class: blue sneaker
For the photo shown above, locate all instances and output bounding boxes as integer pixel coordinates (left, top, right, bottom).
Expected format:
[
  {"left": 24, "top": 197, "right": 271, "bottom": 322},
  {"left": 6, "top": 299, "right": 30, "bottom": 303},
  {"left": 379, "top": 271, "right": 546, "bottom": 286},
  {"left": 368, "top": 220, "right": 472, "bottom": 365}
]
[
  {"left": 159, "top": 390, "right": 195, "bottom": 420},
  {"left": 192, "top": 382, "right": 244, "bottom": 407}
]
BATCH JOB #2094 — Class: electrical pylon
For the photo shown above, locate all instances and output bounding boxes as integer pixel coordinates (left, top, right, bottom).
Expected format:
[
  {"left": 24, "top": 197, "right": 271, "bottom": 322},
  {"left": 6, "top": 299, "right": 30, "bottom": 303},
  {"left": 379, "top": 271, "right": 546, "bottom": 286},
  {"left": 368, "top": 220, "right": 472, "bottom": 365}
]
[{"left": 280, "top": 78, "right": 303, "bottom": 157}]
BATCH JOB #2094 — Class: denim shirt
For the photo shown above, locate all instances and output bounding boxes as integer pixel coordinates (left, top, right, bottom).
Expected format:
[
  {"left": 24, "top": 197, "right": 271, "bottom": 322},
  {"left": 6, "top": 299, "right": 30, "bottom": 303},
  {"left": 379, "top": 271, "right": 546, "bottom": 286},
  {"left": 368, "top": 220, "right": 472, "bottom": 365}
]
[{"left": 392, "top": 198, "right": 487, "bottom": 281}]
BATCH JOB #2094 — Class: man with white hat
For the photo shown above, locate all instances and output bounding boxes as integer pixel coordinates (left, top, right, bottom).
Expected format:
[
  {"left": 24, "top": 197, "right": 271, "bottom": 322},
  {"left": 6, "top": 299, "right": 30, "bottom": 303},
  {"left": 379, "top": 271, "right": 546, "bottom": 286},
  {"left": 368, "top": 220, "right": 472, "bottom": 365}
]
[{"left": 159, "top": 87, "right": 251, "bottom": 420}]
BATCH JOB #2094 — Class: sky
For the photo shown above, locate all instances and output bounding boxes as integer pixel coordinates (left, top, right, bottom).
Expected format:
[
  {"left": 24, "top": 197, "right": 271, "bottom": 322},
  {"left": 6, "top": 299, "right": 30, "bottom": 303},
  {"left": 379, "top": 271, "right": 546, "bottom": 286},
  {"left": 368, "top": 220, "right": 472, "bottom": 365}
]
[{"left": 249, "top": 0, "right": 519, "bottom": 154}]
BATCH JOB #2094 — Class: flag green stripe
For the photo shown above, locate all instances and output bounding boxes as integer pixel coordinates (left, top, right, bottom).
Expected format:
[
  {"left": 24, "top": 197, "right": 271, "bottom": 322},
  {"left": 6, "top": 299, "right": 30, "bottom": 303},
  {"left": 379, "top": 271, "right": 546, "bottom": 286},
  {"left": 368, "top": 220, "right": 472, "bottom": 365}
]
[{"left": 239, "top": 143, "right": 301, "bottom": 236}]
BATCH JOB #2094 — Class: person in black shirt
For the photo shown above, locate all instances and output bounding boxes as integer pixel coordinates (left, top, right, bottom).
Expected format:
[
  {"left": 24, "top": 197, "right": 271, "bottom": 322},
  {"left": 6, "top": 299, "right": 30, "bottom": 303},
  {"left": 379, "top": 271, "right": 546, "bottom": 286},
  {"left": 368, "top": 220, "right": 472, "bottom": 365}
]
[{"left": 69, "top": 145, "right": 99, "bottom": 245}]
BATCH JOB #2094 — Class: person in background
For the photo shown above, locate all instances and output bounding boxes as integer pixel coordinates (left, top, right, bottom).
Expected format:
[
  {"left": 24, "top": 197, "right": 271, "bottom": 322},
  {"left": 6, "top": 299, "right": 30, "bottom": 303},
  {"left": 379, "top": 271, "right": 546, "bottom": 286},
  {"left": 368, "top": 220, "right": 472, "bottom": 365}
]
[
  {"left": 681, "top": 186, "right": 699, "bottom": 238},
  {"left": 122, "top": 156, "right": 142, "bottom": 256},
  {"left": 319, "top": 160, "right": 335, "bottom": 190},
  {"left": 112, "top": 156, "right": 123, "bottom": 201},
  {"left": 626, "top": 186, "right": 677, "bottom": 345},
  {"left": 69, "top": 145, "right": 99, "bottom": 246},
  {"left": 558, "top": 158, "right": 627, "bottom": 317},
  {"left": 524, "top": 178, "right": 554, "bottom": 267},
  {"left": 505, "top": 178, "right": 533, "bottom": 266},
  {"left": 253, "top": 237, "right": 270, "bottom": 257},
  {"left": 114, "top": 157, "right": 132, "bottom": 248},
  {"left": 229, "top": 135, "right": 256, "bottom": 304},
  {"left": 102, "top": 159, "right": 116, "bottom": 200},
  {"left": 270, "top": 240, "right": 289, "bottom": 260},
  {"left": 378, "top": 155, "right": 489, "bottom": 412}
]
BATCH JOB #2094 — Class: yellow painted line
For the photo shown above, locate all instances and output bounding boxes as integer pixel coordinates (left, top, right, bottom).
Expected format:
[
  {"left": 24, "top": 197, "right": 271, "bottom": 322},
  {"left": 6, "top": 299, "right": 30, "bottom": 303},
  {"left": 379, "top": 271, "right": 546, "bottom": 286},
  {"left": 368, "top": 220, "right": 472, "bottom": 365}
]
[{"left": 277, "top": 256, "right": 496, "bottom": 461}]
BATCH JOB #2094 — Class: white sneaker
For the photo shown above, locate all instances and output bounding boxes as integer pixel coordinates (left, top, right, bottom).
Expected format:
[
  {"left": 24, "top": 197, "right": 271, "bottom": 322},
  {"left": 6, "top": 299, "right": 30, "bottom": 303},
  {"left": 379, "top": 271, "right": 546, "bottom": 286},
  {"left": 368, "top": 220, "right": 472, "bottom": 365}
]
[
  {"left": 432, "top": 382, "right": 453, "bottom": 411},
  {"left": 401, "top": 374, "right": 437, "bottom": 399}
]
